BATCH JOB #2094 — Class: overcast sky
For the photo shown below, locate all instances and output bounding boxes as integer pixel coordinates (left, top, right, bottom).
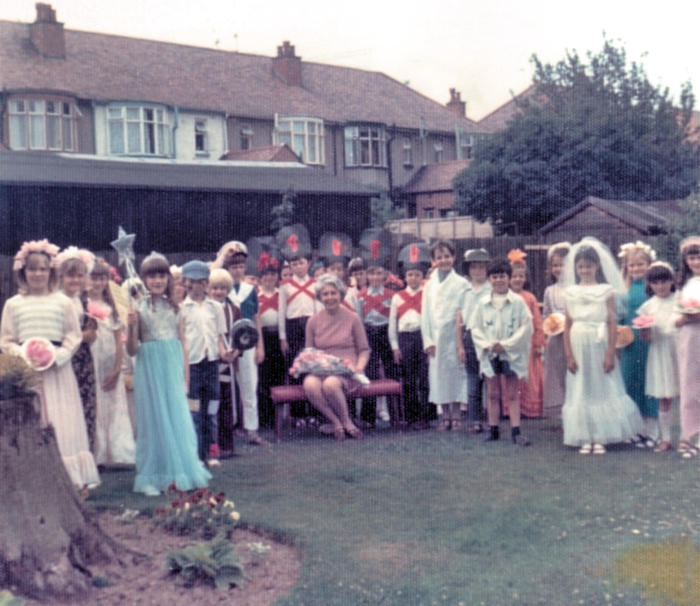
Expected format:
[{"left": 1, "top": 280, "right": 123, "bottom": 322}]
[{"left": 3, "top": 0, "right": 699, "bottom": 120}]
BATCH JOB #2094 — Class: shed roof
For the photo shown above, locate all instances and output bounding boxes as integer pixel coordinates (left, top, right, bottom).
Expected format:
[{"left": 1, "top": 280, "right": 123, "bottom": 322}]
[{"left": 401, "top": 159, "right": 471, "bottom": 194}]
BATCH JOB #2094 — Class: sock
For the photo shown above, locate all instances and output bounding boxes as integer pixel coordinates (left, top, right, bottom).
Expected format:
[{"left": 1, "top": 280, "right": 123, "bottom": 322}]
[
  {"left": 658, "top": 409, "right": 672, "bottom": 442},
  {"left": 489, "top": 425, "right": 499, "bottom": 440},
  {"left": 511, "top": 426, "right": 520, "bottom": 442}
]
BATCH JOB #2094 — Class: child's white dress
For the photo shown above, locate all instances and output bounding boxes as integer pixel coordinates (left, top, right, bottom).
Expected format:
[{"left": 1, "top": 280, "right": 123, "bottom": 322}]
[
  {"left": 637, "top": 294, "right": 679, "bottom": 399},
  {"left": 90, "top": 308, "right": 136, "bottom": 465},
  {"left": 562, "top": 284, "right": 643, "bottom": 446}
]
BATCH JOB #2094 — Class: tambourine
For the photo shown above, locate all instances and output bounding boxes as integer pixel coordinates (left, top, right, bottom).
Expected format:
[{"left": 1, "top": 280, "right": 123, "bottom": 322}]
[{"left": 230, "top": 319, "right": 258, "bottom": 351}]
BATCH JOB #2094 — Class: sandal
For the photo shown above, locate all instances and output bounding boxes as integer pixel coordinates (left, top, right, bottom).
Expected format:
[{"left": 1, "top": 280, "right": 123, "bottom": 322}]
[
  {"left": 592, "top": 443, "right": 606, "bottom": 455},
  {"left": 678, "top": 440, "right": 697, "bottom": 458},
  {"left": 578, "top": 443, "right": 592, "bottom": 455},
  {"left": 654, "top": 440, "right": 672, "bottom": 453},
  {"left": 345, "top": 426, "right": 364, "bottom": 440},
  {"left": 436, "top": 418, "right": 451, "bottom": 431},
  {"left": 333, "top": 426, "right": 345, "bottom": 441},
  {"left": 451, "top": 419, "right": 463, "bottom": 431}
]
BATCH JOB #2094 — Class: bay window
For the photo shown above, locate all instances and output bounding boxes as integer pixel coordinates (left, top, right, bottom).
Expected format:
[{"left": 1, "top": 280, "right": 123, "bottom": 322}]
[
  {"left": 108, "top": 104, "right": 172, "bottom": 156},
  {"left": 8, "top": 97, "right": 76, "bottom": 151},
  {"left": 274, "top": 117, "right": 324, "bottom": 165},
  {"left": 344, "top": 125, "right": 386, "bottom": 167}
]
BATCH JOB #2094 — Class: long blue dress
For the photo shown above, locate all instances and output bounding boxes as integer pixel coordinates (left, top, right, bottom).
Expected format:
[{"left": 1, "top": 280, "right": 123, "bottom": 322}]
[
  {"left": 133, "top": 297, "right": 211, "bottom": 493},
  {"left": 621, "top": 279, "right": 658, "bottom": 418}
]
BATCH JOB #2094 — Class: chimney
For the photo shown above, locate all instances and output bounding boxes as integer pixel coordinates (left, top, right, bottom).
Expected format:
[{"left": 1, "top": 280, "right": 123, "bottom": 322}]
[
  {"left": 446, "top": 88, "right": 466, "bottom": 118},
  {"left": 272, "top": 41, "right": 302, "bottom": 87},
  {"left": 30, "top": 3, "right": 65, "bottom": 59}
]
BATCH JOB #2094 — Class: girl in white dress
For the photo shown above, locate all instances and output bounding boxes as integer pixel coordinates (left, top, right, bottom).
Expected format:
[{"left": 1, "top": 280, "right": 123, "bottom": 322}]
[
  {"left": 561, "top": 238, "right": 643, "bottom": 454},
  {"left": 636, "top": 262, "right": 679, "bottom": 453},
  {"left": 0, "top": 241, "right": 100, "bottom": 488},
  {"left": 88, "top": 259, "right": 136, "bottom": 465}
]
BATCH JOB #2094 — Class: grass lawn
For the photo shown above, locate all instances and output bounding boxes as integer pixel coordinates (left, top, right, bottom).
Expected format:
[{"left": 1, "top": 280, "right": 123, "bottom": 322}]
[{"left": 89, "top": 417, "right": 700, "bottom": 605}]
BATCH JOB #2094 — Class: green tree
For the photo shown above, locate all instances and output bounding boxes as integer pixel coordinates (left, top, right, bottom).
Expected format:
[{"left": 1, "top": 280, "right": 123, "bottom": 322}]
[
  {"left": 371, "top": 194, "right": 405, "bottom": 227},
  {"left": 455, "top": 38, "right": 699, "bottom": 234},
  {"left": 270, "top": 188, "right": 296, "bottom": 231}
]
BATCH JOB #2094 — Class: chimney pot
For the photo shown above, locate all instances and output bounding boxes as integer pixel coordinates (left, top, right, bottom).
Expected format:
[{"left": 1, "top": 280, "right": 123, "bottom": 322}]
[
  {"left": 272, "top": 40, "right": 302, "bottom": 87},
  {"left": 446, "top": 88, "right": 466, "bottom": 118}
]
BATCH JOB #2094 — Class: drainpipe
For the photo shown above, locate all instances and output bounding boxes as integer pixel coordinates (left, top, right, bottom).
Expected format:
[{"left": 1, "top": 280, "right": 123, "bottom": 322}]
[
  {"left": 172, "top": 106, "right": 179, "bottom": 159},
  {"left": 386, "top": 123, "right": 395, "bottom": 198},
  {"left": 0, "top": 90, "right": 7, "bottom": 145},
  {"left": 90, "top": 100, "right": 99, "bottom": 154}
]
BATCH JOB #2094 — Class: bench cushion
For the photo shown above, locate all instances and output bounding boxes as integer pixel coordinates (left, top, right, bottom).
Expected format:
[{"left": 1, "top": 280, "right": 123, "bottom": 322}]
[{"left": 270, "top": 379, "right": 401, "bottom": 403}]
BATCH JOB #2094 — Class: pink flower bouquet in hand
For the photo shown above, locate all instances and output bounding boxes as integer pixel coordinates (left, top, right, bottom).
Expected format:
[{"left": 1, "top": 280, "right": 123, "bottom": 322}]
[
  {"left": 632, "top": 314, "right": 655, "bottom": 329},
  {"left": 86, "top": 301, "right": 111, "bottom": 321},
  {"left": 21, "top": 338, "right": 56, "bottom": 371},
  {"left": 678, "top": 297, "right": 700, "bottom": 314},
  {"left": 289, "top": 348, "right": 355, "bottom": 379}
]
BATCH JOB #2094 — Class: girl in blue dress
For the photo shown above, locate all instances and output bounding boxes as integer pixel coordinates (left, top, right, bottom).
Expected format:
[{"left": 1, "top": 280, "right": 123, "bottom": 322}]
[
  {"left": 618, "top": 241, "right": 657, "bottom": 447},
  {"left": 126, "top": 253, "right": 211, "bottom": 496}
]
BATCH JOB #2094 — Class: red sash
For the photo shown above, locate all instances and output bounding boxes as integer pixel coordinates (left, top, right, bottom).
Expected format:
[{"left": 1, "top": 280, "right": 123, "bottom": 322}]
[
  {"left": 359, "top": 289, "right": 392, "bottom": 318},
  {"left": 397, "top": 289, "right": 422, "bottom": 319},
  {"left": 258, "top": 291, "right": 279, "bottom": 315},
  {"left": 286, "top": 278, "right": 315, "bottom": 304}
]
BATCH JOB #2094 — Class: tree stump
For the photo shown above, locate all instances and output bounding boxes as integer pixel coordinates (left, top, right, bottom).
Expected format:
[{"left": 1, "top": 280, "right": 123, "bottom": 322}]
[{"left": 0, "top": 395, "right": 135, "bottom": 601}]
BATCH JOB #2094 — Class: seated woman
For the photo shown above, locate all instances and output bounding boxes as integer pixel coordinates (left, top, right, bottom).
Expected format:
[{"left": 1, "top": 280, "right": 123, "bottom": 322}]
[{"left": 303, "top": 274, "right": 370, "bottom": 440}]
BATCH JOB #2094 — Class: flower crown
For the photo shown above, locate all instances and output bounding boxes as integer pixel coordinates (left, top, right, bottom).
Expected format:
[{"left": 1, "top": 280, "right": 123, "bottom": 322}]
[
  {"left": 507, "top": 248, "right": 527, "bottom": 265},
  {"left": 55, "top": 246, "right": 96, "bottom": 272},
  {"left": 93, "top": 257, "right": 122, "bottom": 283},
  {"left": 680, "top": 236, "right": 700, "bottom": 253},
  {"left": 618, "top": 241, "right": 657, "bottom": 262},
  {"left": 13, "top": 239, "right": 60, "bottom": 271}
]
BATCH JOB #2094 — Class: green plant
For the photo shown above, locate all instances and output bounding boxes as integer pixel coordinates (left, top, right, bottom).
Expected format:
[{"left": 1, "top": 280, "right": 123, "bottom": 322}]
[
  {"left": 271, "top": 188, "right": 297, "bottom": 231},
  {"left": 0, "top": 353, "right": 41, "bottom": 400},
  {"left": 0, "top": 589, "right": 25, "bottom": 606},
  {"left": 165, "top": 536, "right": 244, "bottom": 589},
  {"left": 153, "top": 485, "right": 240, "bottom": 539}
]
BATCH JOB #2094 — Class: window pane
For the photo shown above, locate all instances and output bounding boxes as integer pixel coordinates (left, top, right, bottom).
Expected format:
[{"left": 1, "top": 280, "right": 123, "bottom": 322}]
[
  {"left": 126, "top": 107, "right": 139, "bottom": 120},
  {"left": 308, "top": 122, "right": 316, "bottom": 134},
  {"left": 29, "top": 100, "right": 45, "bottom": 113},
  {"left": 9, "top": 115, "right": 27, "bottom": 149},
  {"left": 344, "top": 138, "right": 355, "bottom": 166},
  {"left": 47, "top": 114, "right": 61, "bottom": 149},
  {"left": 127, "top": 122, "right": 141, "bottom": 153},
  {"left": 371, "top": 139, "right": 380, "bottom": 166},
  {"left": 293, "top": 121, "right": 304, "bottom": 133},
  {"left": 46, "top": 100, "right": 57, "bottom": 114},
  {"left": 293, "top": 134, "right": 305, "bottom": 160},
  {"left": 29, "top": 115, "right": 46, "bottom": 148},
  {"left": 11, "top": 99, "right": 25, "bottom": 113},
  {"left": 64, "top": 118, "right": 73, "bottom": 150},
  {"left": 144, "top": 108, "right": 154, "bottom": 122},
  {"left": 144, "top": 122, "right": 155, "bottom": 154},
  {"left": 307, "top": 136, "right": 316, "bottom": 163},
  {"left": 108, "top": 107, "right": 122, "bottom": 118},
  {"left": 63, "top": 102, "right": 71, "bottom": 115},
  {"left": 278, "top": 132, "right": 291, "bottom": 146},
  {"left": 360, "top": 139, "right": 370, "bottom": 165},
  {"left": 156, "top": 123, "right": 165, "bottom": 155},
  {"left": 109, "top": 121, "right": 124, "bottom": 153}
]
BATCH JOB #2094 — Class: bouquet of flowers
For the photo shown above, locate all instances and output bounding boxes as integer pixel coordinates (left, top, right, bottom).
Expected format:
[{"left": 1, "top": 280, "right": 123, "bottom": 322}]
[
  {"left": 543, "top": 312, "right": 565, "bottom": 337},
  {"left": 290, "top": 348, "right": 370, "bottom": 385},
  {"left": 21, "top": 338, "right": 56, "bottom": 371},
  {"left": 632, "top": 314, "right": 655, "bottom": 329},
  {"left": 678, "top": 297, "right": 700, "bottom": 314},
  {"left": 86, "top": 301, "right": 111, "bottom": 321}
]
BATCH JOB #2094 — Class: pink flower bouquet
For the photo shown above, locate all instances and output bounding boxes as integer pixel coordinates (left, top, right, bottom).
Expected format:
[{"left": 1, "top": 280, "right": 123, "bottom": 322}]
[
  {"left": 632, "top": 314, "right": 655, "bottom": 329},
  {"left": 86, "top": 301, "right": 111, "bottom": 321},
  {"left": 543, "top": 313, "right": 565, "bottom": 337},
  {"left": 678, "top": 297, "right": 700, "bottom": 314},
  {"left": 21, "top": 338, "right": 56, "bottom": 371},
  {"left": 289, "top": 348, "right": 355, "bottom": 379}
]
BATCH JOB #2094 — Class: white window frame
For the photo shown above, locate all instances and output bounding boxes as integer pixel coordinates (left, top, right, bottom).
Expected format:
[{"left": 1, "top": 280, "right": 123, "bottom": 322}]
[
  {"left": 107, "top": 104, "right": 172, "bottom": 157},
  {"left": 195, "top": 119, "right": 208, "bottom": 154},
  {"left": 402, "top": 138, "right": 413, "bottom": 166},
  {"left": 274, "top": 116, "right": 324, "bottom": 165},
  {"left": 240, "top": 125, "right": 253, "bottom": 150},
  {"left": 344, "top": 125, "right": 387, "bottom": 167},
  {"left": 433, "top": 142, "right": 443, "bottom": 163},
  {"left": 8, "top": 97, "right": 76, "bottom": 152},
  {"left": 459, "top": 134, "right": 474, "bottom": 159}
]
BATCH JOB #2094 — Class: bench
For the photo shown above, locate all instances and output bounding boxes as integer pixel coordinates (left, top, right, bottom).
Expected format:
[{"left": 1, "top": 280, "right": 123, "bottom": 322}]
[{"left": 270, "top": 379, "right": 404, "bottom": 442}]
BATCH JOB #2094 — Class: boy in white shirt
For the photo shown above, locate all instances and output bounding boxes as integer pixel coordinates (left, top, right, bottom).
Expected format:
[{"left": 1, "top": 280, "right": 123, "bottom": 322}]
[
  {"left": 178, "top": 260, "right": 231, "bottom": 465},
  {"left": 470, "top": 259, "right": 533, "bottom": 446}
]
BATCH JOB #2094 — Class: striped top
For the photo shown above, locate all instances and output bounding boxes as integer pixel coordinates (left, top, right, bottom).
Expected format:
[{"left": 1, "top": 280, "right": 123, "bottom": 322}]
[{"left": 0, "top": 292, "right": 81, "bottom": 367}]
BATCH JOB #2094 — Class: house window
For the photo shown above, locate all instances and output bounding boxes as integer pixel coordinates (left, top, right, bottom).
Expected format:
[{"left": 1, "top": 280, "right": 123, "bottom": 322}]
[
  {"left": 433, "top": 142, "right": 443, "bottom": 163},
  {"left": 195, "top": 119, "right": 208, "bottom": 154},
  {"left": 402, "top": 138, "right": 413, "bottom": 167},
  {"left": 274, "top": 117, "right": 324, "bottom": 165},
  {"left": 424, "top": 207, "right": 435, "bottom": 218},
  {"left": 459, "top": 134, "right": 473, "bottom": 159},
  {"left": 107, "top": 105, "right": 172, "bottom": 156},
  {"left": 8, "top": 97, "right": 76, "bottom": 151},
  {"left": 344, "top": 125, "right": 386, "bottom": 167},
  {"left": 240, "top": 126, "right": 253, "bottom": 150}
]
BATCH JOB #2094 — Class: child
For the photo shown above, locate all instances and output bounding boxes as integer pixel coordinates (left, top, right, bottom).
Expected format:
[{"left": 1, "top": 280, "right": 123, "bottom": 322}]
[
  {"left": 542, "top": 242, "right": 570, "bottom": 416},
  {"left": 456, "top": 248, "right": 492, "bottom": 433},
  {"left": 319, "top": 232, "right": 356, "bottom": 312},
  {"left": 1, "top": 240, "right": 100, "bottom": 488},
  {"left": 179, "top": 260, "right": 230, "bottom": 467},
  {"left": 421, "top": 240, "right": 468, "bottom": 430},
  {"left": 507, "top": 249, "right": 545, "bottom": 418},
  {"left": 637, "top": 262, "right": 679, "bottom": 453},
  {"left": 218, "top": 241, "right": 268, "bottom": 445},
  {"left": 674, "top": 236, "right": 700, "bottom": 458},
  {"left": 619, "top": 241, "right": 658, "bottom": 446},
  {"left": 256, "top": 255, "right": 284, "bottom": 429},
  {"left": 561, "top": 238, "right": 643, "bottom": 454},
  {"left": 390, "top": 242, "right": 430, "bottom": 430},
  {"left": 208, "top": 268, "right": 241, "bottom": 456},
  {"left": 470, "top": 259, "right": 532, "bottom": 445},
  {"left": 57, "top": 247, "right": 98, "bottom": 453},
  {"left": 348, "top": 257, "right": 367, "bottom": 294},
  {"left": 356, "top": 228, "right": 397, "bottom": 426},
  {"left": 126, "top": 252, "right": 211, "bottom": 495},
  {"left": 88, "top": 258, "right": 135, "bottom": 466},
  {"left": 170, "top": 264, "right": 186, "bottom": 305}
]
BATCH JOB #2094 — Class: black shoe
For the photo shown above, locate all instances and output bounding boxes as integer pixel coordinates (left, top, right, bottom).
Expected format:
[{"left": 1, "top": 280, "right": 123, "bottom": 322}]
[{"left": 513, "top": 434, "right": 531, "bottom": 447}]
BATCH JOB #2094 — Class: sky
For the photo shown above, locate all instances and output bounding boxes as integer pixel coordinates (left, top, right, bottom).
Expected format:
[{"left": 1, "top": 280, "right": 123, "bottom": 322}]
[{"left": 2, "top": 0, "right": 699, "bottom": 120}]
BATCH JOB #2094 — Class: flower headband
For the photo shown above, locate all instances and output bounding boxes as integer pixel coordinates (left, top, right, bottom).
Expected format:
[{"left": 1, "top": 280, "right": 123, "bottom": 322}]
[
  {"left": 13, "top": 239, "right": 60, "bottom": 271},
  {"left": 618, "top": 241, "right": 657, "bottom": 262},
  {"left": 680, "top": 236, "right": 700, "bottom": 253},
  {"left": 507, "top": 248, "right": 527, "bottom": 265},
  {"left": 92, "top": 257, "right": 122, "bottom": 283},
  {"left": 55, "top": 246, "right": 95, "bottom": 272},
  {"left": 546, "top": 241, "right": 571, "bottom": 260}
]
